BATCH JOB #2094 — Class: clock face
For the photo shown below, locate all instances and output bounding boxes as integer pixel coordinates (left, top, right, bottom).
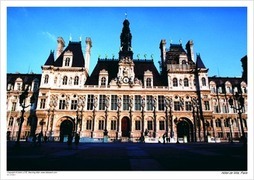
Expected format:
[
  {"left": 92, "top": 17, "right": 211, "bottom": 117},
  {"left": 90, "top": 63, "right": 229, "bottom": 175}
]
[{"left": 123, "top": 77, "right": 129, "bottom": 83}]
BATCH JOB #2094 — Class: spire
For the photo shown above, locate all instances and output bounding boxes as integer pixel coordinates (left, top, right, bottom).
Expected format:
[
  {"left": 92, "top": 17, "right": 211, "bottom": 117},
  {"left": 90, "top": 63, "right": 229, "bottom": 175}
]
[
  {"left": 44, "top": 50, "right": 55, "bottom": 66},
  {"left": 196, "top": 54, "right": 206, "bottom": 69},
  {"left": 119, "top": 17, "right": 133, "bottom": 59}
]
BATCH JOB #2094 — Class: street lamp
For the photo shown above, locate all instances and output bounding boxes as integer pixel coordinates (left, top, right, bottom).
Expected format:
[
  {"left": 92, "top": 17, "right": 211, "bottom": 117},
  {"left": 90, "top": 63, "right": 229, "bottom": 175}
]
[
  {"left": 16, "top": 87, "right": 35, "bottom": 146},
  {"left": 228, "top": 92, "right": 246, "bottom": 141}
]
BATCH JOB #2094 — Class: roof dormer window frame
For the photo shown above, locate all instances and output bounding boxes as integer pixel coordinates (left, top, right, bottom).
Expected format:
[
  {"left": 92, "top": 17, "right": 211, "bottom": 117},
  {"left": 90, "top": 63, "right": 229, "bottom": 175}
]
[{"left": 63, "top": 51, "right": 73, "bottom": 67}]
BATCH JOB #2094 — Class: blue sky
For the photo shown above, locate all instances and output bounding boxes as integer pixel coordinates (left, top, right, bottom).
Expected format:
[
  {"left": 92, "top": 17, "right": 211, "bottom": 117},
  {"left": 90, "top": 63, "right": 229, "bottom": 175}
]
[{"left": 7, "top": 7, "right": 247, "bottom": 77}]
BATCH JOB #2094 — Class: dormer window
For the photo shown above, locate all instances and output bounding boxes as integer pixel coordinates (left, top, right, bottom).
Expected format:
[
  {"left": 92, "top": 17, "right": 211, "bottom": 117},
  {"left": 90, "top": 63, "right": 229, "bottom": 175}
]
[
  {"left": 146, "top": 78, "right": 152, "bottom": 88},
  {"left": 101, "top": 77, "right": 106, "bottom": 86},
  {"left": 65, "top": 57, "right": 70, "bottom": 66}
]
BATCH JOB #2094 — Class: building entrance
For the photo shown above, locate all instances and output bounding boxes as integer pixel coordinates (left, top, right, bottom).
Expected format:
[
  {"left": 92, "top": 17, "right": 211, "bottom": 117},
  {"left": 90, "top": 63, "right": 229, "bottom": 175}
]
[
  {"left": 121, "top": 117, "right": 131, "bottom": 137},
  {"left": 177, "top": 118, "right": 193, "bottom": 142},
  {"left": 60, "top": 119, "right": 74, "bottom": 142}
]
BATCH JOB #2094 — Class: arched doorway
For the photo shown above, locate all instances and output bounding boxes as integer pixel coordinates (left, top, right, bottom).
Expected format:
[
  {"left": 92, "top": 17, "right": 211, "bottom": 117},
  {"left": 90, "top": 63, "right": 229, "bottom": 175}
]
[
  {"left": 60, "top": 119, "right": 74, "bottom": 142},
  {"left": 176, "top": 118, "right": 193, "bottom": 142},
  {"left": 121, "top": 117, "right": 131, "bottom": 137}
]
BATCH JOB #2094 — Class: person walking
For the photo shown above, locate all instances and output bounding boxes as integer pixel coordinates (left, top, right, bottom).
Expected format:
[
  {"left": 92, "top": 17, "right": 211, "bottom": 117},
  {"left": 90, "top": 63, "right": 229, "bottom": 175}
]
[
  {"left": 74, "top": 133, "right": 80, "bottom": 149},
  {"left": 163, "top": 132, "right": 167, "bottom": 144},
  {"left": 67, "top": 133, "right": 73, "bottom": 149},
  {"left": 37, "top": 132, "right": 42, "bottom": 146}
]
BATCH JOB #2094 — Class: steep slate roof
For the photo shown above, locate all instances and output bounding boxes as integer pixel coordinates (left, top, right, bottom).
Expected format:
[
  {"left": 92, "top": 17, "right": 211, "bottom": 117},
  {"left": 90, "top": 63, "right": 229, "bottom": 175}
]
[
  {"left": 7, "top": 73, "right": 41, "bottom": 90},
  {"left": 85, "top": 59, "right": 166, "bottom": 86},
  {"left": 54, "top": 41, "right": 85, "bottom": 68},
  {"left": 165, "top": 44, "right": 187, "bottom": 64}
]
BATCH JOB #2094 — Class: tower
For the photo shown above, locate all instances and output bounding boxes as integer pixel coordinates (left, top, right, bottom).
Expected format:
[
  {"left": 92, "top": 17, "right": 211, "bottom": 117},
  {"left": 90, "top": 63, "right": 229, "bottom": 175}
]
[{"left": 119, "top": 18, "right": 133, "bottom": 59}]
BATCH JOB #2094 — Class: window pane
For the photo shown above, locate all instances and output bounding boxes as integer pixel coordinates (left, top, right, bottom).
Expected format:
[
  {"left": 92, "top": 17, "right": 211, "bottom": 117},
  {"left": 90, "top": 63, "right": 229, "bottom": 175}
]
[{"left": 135, "top": 95, "right": 141, "bottom": 110}]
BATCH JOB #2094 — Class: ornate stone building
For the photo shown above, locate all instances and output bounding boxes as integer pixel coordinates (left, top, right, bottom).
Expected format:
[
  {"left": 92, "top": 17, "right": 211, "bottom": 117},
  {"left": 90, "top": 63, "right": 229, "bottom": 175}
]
[{"left": 6, "top": 18, "right": 248, "bottom": 143}]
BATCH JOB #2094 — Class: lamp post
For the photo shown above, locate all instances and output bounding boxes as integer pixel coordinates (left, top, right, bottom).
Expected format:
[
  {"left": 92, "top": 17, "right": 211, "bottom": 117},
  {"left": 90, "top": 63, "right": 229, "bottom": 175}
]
[
  {"left": 116, "top": 96, "right": 122, "bottom": 140},
  {"left": 39, "top": 120, "right": 45, "bottom": 134},
  {"left": 129, "top": 96, "right": 133, "bottom": 139},
  {"left": 165, "top": 97, "right": 173, "bottom": 139},
  {"left": 16, "top": 87, "right": 35, "bottom": 146},
  {"left": 228, "top": 92, "right": 246, "bottom": 141},
  {"left": 76, "top": 97, "right": 85, "bottom": 135},
  {"left": 141, "top": 97, "right": 145, "bottom": 136},
  {"left": 91, "top": 96, "right": 98, "bottom": 138},
  {"left": 152, "top": 97, "right": 157, "bottom": 138},
  {"left": 191, "top": 97, "right": 198, "bottom": 142}
]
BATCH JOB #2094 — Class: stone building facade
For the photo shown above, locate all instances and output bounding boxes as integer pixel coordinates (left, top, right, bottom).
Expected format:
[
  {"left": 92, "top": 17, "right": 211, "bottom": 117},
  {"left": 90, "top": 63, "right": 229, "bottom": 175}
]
[{"left": 6, "top": 18, "right": 248, "bottom": 142}]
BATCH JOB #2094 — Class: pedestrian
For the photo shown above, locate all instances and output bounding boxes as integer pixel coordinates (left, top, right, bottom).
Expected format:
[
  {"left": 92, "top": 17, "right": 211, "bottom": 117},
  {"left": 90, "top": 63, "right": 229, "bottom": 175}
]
[
  {"left": 32, "top": 134, "right": 37, "bottom": 146},
  {"left": 37, "top": 132, "right": 42, "bottom": 146},
  {"left": 67, "top": 133, "right": 73, "bottom": 149},
  {"left": 75, "top": 133, "right": 80, "bottom": 149},
  {"left": 163, "top": 132, "right": 166, "bottom": 144}
]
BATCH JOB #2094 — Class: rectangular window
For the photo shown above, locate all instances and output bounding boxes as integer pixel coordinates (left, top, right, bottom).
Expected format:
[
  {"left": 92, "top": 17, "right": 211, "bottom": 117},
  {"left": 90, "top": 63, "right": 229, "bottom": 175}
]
[
  {"left": 40, "top": 99, "right": 46, "bottom": 109},
  {"left": 146, "top": 95, "right": 153, "bottom": 111},
  {"left": 204, "top": 101, "right": 210, "bottom": 110},
  {"left": 159, "top": 121, "right": 165, "bottom": 130},
  {"left": 174, "top": 101, "right": 181, "bottom": 111},
  {"left": 86, "top": 120, "right": 92, "bottom": 130},
  {"left": 59, "top": 100, "right": 66, "bottom": 110},
  {"left": 147, "top": 120, "right": 153, "bottom": 130},
  {"left": 135, "top": 95, "right": 141, "bottom": 110},
  {"left": 123, "top": 95, "right": 129, "bottom": 110},
  {"left": 11, "top": 102, "right": 17, "bottom": 111},
  {"left": 71, "top": 100, "right": 78, "bottom": 110},
  {"left": 214, "top": 105, "right": 219, "bottom": 113},
  {"left": 87, "top": 94, "right": 94, "bottom": 110},
  {"left": 111, "top": 95, "right": 117, "bottom": 110},
  {"left": 158, "top": 96, "right": 165, "bottom": 111},
  {"left": 222, "top": 105, "right": 227, "bottom": 113},
  {"left": 111, "top": 120, "right": 117, "bottom": 130},
  {"left": 135, "top": 120, "right": 141, "bottom": 130},
  {"left": 99, "top": 95, "right": 106, "bottom": 110},
  {"left": 185, "top": 101, "right": 192, "bottom": 111},
  {"left": 98, "top": 120, "right": 104, "bottom": 130}
]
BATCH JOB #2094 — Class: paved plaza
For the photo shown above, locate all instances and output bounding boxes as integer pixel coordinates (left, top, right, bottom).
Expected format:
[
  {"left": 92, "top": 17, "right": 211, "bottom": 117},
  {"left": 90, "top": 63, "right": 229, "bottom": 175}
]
[{"left": 7, "top": 141, "right": 247, "bottom": 171}]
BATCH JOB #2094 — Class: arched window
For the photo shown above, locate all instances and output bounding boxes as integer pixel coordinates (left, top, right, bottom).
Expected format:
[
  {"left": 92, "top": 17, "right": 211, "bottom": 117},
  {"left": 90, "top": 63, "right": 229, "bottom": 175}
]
[
  {"left": 65, "top": 57, "right": 70, "bottom": 66},
  {"left": 183, "top": 78, "right": 189, "bottom": 87},
  {"left": 74, "top": 76, "right": 79, "bottom": 85},
  {"left": 62, "top": 76, "right": 68, "bottom": 85},
  {"left": 44, "top": 75, "right": 49, "bottom": 84},
  {"left": 173, "top": 78, "right": 178, "bottom": 87},
  {"left": 146, "top": 78, "right": 152, "bottom": 88},
  {"left": 201, "top": 77, "right": 206, "bottom": 86},
  {"left": 101, "top": 77, "right": 106, "bottom": 86}
]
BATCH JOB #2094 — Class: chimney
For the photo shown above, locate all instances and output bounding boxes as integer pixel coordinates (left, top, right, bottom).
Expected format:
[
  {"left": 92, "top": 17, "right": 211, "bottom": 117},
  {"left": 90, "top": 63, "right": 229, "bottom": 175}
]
[
  {"left": 85, "top": 37, "right": 92, "bottom": 73},
  {"left": 160, "top": 39, "right": 167, "bottom": 65},
  {"left": 56, "top": 37, "right": 65, "bottom": 59},
  {"left": 186, "top": 40, "right": 194, "bottom": 62}
]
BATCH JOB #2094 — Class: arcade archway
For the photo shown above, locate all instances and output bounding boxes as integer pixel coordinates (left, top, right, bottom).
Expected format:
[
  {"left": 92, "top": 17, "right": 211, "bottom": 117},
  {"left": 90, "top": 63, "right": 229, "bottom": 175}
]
[
  {"left": 60, "top": 119, "right": 74, "bottom": 142},
  {"left": 121, "top": 117, "right": 131, "bottom": 137},
  {"left": 176, "top": 118, "right": 193, "bottom": 142}
]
